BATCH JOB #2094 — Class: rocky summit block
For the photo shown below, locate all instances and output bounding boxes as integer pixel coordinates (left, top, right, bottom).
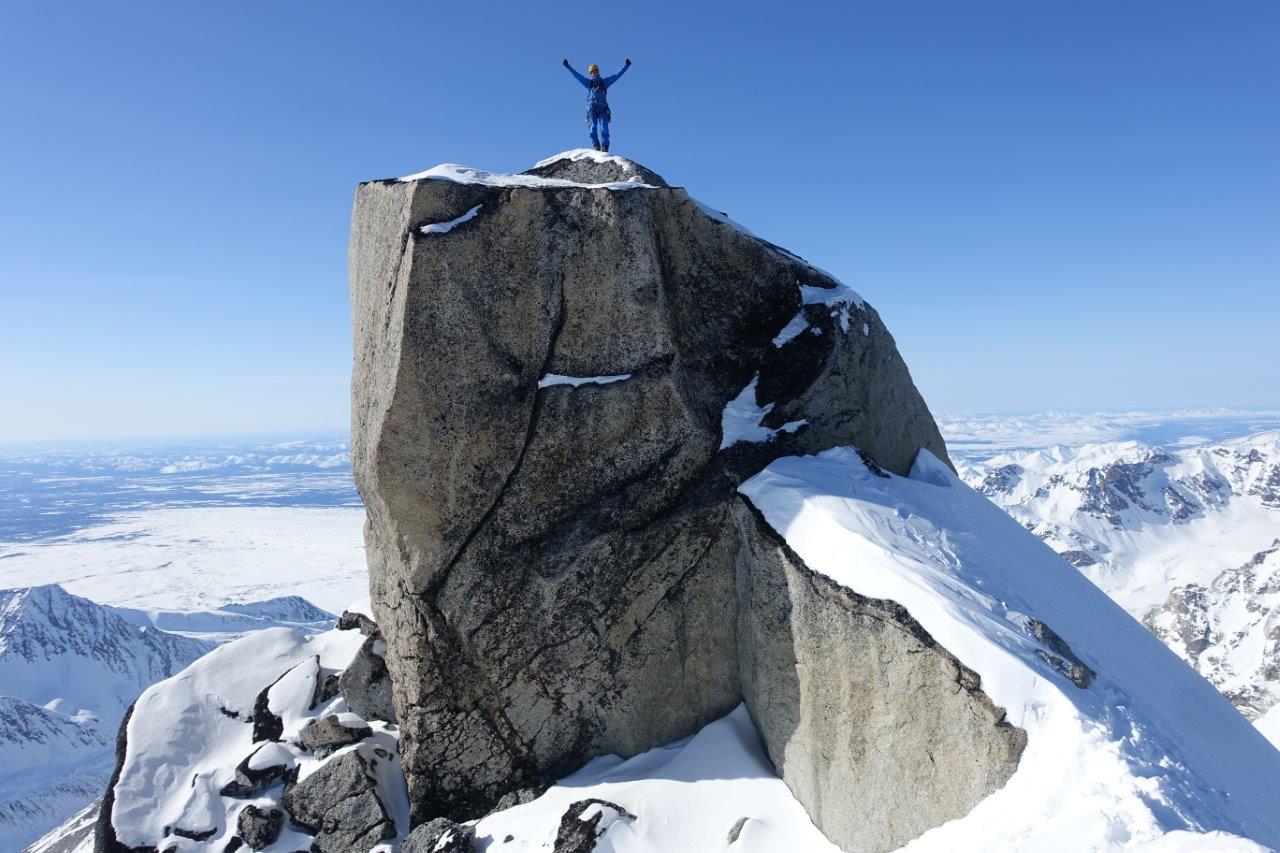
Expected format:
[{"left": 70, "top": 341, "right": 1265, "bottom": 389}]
[{"left": 349, "top": 150, "right": 1024, "bottom": 851}]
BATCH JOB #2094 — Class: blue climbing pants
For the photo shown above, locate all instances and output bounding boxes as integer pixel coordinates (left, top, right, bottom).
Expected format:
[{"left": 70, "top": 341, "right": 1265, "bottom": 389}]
[{"left": 588, "top": 104, "right": 610, "bottom": 148}]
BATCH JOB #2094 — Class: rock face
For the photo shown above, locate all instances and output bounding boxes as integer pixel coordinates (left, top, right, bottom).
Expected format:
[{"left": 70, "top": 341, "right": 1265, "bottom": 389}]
[{"left": 350, "top": 151, "right": 1022, "bottom": 850}]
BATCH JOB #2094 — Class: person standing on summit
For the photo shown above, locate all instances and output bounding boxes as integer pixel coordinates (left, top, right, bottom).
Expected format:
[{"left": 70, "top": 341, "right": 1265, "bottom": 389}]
[{"left": 562, "top": 58, "right": 631, "bottom": 152}]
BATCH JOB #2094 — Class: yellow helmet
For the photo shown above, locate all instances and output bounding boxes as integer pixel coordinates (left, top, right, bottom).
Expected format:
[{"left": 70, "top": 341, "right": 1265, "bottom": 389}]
[{"left": 587, "top": 64, "right": 600, "bottom": 75}]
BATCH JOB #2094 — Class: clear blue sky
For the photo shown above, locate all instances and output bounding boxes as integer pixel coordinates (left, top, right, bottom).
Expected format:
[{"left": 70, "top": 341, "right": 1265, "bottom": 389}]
[{"left": 2, "top": 1, "right": 1276, "bottom": 441}]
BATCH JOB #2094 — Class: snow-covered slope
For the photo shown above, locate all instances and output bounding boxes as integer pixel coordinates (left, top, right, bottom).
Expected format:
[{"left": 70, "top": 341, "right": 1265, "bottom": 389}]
[
  {"left": 0, "top": 584, "right": 339, "bottom": 850},
  {"left": 959, "top": 431, "right": 1280, "bottom": 719},
  {"left": 741, "top": 447, "right": 1280, "bottom": 850},
  {"left": 95, "top": 445, "right": 1280, "bottom": 852}
]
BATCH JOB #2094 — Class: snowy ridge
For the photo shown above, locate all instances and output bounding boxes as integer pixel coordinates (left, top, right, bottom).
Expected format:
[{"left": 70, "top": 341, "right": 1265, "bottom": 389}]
[
  {"left": 741, "top": 447, "right": 1280, "bottom": 850},
  {"left": 0, "top": 584, "right": 213, "bottom": 719},
  {"left": 108, "top": 625, "right": 373, "bottom": 849}
]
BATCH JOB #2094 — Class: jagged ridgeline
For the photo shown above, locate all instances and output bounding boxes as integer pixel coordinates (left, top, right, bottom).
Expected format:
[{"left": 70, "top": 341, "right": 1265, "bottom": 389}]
[{"left": 348, "top": 150, "right": 1024, "bottom": 850}]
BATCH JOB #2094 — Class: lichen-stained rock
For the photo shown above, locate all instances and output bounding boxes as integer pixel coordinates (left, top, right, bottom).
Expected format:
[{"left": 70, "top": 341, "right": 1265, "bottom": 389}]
[
  {"left": 280, "top": 750, "right": 394, "bottom": 853},
  {"left": 349, "top": 151, "right": 1014, "bottom": 845}
]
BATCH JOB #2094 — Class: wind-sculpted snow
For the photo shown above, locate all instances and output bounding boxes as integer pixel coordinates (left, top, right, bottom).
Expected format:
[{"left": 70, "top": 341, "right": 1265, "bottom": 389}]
[{"left": 741, "top": 447, "right": 1280, "bottom": 849}]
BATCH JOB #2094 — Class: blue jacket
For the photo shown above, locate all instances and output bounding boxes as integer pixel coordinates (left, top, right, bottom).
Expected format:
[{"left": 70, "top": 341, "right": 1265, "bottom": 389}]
[{"left": 565, "top": 63, "right": 628, "bottom": 107}]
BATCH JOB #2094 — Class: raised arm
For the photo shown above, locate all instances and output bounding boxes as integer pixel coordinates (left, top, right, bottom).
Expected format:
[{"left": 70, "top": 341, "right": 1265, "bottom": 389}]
[
  {"left": 562, "top": 59, "right": 591, "bottom": 88},
  {"left": 603, "top": 59, "right": 632, "bottom": 87}
]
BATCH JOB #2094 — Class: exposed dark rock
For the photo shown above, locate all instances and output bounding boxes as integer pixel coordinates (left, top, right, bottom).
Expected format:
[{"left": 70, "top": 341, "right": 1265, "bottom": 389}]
[
  {"left": 93, "top": 704, "right": 147, "bottom": 853},
  {"left": 338, "top": 610, "right": 381, "bottom": 637},
  {"left": 338, "top": 635, "right": 396, "bottom": 723},
  {"left": 1029, "top": 617, "right": 1097, "bottom": 689},
  {"left": 553, "top": 799, "right": 635, "bottom": 853},
  {"left": 219, "top": 743, "right": 293, "bottom": 798},
  {"left": 280, "top": 751, "right": 394, "bottom": 853},
  {"left": 299, "top": 714, "right": 372, "bottom": 758},
  {"left": 402, "top": 817, "right": 476, "bottom": 853},
  {"left": 250, "top": 683, "right": 283, "bottom": 744},
  {"left": 236, "top": 805, "right": 284, "bottom": 851},
  {"left": 487, "top": 780, "right": 552, "bottom": 815}
]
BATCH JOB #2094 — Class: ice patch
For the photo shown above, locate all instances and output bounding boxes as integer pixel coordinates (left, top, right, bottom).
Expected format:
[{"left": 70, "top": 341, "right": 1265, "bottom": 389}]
[
  {"left": 537, "top": 373, "right": 631, "bottom": 389},
  {"left": 419, "top": 205, "right": 481, "bottom": 235}
]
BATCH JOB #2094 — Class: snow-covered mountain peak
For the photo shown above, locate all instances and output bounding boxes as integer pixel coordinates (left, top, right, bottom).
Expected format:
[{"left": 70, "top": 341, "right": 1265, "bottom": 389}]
[{"left": 0, "top": 584, "right": 212, "bottom": 717}]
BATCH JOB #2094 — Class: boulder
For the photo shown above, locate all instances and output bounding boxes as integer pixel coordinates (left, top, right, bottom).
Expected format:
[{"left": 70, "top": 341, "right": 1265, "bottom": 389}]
[
  {"left": 236, "top": 805, "right": 284, "bottom": 851},
  {"left": 338, "top": 635, "right": 396, "bottom": 723},
  {"left": 299, "top": 714, "right": 373, "bottom": 757},
  {"left": 280, "top": 750, "right": 394, "bottom": 853},
  {"left": 349, "top": 152, "right": 1021, "bottom": 847}
]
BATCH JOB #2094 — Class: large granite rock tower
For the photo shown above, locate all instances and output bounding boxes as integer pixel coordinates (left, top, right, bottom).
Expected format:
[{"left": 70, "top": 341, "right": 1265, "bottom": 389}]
[{"left": 349, "top": 151, "right": 1024, "bottom": 852}]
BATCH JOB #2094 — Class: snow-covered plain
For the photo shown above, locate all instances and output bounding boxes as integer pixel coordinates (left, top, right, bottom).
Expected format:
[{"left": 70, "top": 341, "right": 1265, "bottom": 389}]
[{"left": 0, "top": 506, "right": 366, "bottom": 615}]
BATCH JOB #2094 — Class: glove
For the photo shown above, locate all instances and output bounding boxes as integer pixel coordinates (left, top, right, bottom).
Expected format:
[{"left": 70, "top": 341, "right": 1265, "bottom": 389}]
[
  {"left": 562, "top": 58, "right": 570, "bottom": 67},
  {"left": 625, "top": 58, "right": 632, "bottom": 66}
]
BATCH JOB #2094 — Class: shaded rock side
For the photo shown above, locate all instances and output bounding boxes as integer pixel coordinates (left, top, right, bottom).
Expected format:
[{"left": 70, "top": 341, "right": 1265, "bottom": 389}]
[
  {"left": 733, "top": 498, "right": 1027, "bottom": 852},
  {"left": 349, "top": 152, "right": 1014, "bottom": 844}
]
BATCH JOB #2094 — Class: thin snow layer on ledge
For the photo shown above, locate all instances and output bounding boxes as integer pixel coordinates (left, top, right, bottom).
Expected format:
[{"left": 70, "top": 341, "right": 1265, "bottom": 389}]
[
  {"left": 472, "top": 704, "right": 838, "bottom": 852},
  {"left": 739, "top": 447, "right": 1280, "bottom": 851},
  {"left": 720, "top": 376, "right": 805, "bottom": 449},
  {"left": 532, "top": 148, "right": 637, "bottom": 172},
  {"left": 537, "top": 373, "right": 632, "bottom": 389},
  {"left": 420, "top": 204, "right": 481, "bottom": 235},
  {"left": 397, "top": 162, "right": 653, "bottom": 191}
]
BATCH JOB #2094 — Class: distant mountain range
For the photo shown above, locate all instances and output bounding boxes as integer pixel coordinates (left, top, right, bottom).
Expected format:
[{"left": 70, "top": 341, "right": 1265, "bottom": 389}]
[{"left": 958, "top": 430, "right": 1280, "bottom": 721}]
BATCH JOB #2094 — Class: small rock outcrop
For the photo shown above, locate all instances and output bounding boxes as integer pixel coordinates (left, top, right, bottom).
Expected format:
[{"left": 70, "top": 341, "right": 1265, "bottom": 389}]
[
  {"left": 236, "top": 804, "right": 284, "bottom": 851},
  {"left": 300, "top": 714, "right": 373, "bottom": 758},
  {"left": 350, "top": 152, "right": 1023, "bottom": 850},
  {"left": 338, "top": 635, "right": 396, "bottom": 723},
  {"left": 280, "top": 750, "right": 395, "bottom": 853},
  {"left": 553, "top": 799, "right": 636, "bottom": 853}
]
